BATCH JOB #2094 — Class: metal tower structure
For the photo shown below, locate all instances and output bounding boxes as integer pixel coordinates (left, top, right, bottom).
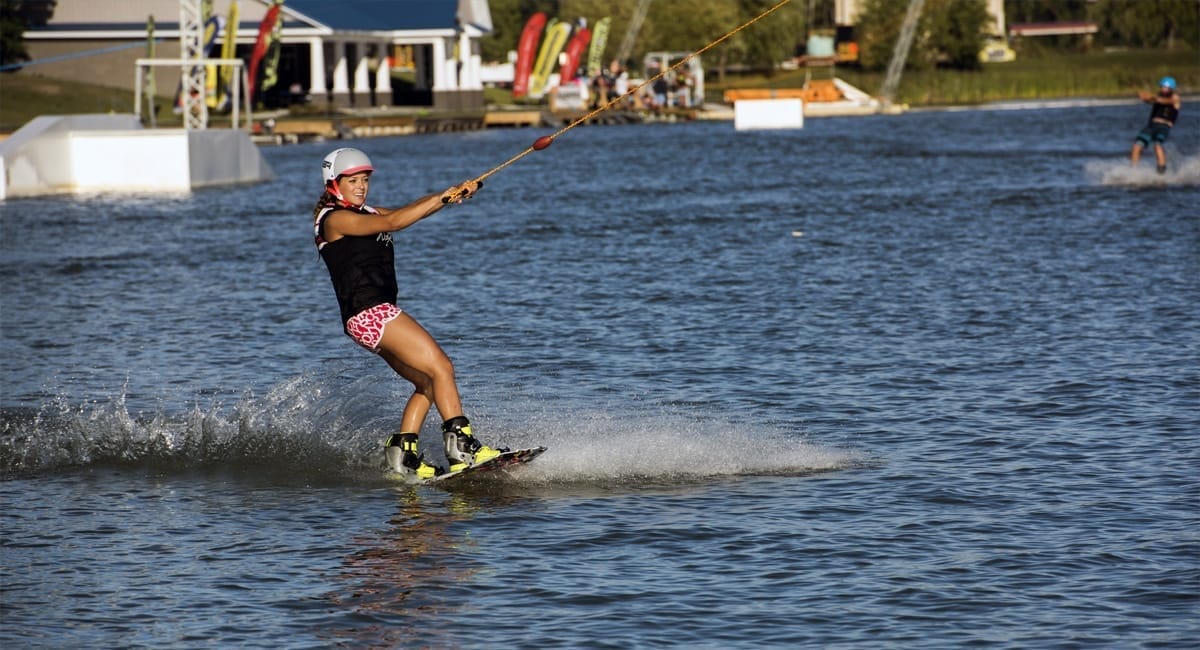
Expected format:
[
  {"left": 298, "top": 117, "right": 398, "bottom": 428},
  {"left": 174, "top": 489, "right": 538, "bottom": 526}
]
[
  {"left": 879, "top": 0, "right": 925, "bottom": 107},
  {"left": 179, "top": 0, "right": 208, "bottom": 129},
  {"left": 615, "top": 0, "right": 652, "bottom": 66}
]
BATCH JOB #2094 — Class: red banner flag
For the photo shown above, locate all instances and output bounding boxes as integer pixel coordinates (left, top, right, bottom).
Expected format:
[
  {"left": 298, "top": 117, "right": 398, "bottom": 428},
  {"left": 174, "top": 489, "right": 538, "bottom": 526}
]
[
  {"left": 559, "top": 27, "right": 591, "bottom": 83},
  {"left": 247, "top": 0, "right": 283, "bottom": 102},
  {"left": 512, "top": 12, "right": 547, "bottom": 98}
]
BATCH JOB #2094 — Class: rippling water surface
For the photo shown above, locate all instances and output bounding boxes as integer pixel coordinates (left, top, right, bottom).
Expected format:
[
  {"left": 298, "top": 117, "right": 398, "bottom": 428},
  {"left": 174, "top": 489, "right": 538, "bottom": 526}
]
[{"left": 2, "top": 103, "right": 1198, "bottom": 648}]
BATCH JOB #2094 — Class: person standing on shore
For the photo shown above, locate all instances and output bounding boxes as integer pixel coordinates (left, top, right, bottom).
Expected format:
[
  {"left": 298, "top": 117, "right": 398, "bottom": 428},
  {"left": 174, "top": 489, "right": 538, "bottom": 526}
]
[
  {"left": 312, "top": 148, "right": 501, "bottom": 479},
  {"left": 1130, "top": 76, "right": 1182, "bottom": 174}
]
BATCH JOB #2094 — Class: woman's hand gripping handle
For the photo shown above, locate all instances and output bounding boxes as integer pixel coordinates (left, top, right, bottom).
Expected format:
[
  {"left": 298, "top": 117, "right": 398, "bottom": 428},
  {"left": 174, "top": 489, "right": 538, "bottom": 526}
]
[{"left": 440, "top": 179, "right": 483, "bottom": 204}]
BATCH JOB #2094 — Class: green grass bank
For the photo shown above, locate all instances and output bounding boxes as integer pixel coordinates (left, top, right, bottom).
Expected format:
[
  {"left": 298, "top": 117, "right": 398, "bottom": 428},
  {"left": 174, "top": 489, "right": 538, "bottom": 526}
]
[{"left": 708, "top": 49, "right": 1199, "bottom": 107}]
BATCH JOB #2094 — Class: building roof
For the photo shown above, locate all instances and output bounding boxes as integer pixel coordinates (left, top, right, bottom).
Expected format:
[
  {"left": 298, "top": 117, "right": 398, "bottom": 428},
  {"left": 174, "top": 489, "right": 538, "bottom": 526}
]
[
  {"left": 285, "top": 0, "right": 458, "bottom": 32},
  {"left": 25, "top": 0, "right": 490, "bottom": 37},
  {"left": 1008, "top": 22, "right": 1098, "bottom": 37}
]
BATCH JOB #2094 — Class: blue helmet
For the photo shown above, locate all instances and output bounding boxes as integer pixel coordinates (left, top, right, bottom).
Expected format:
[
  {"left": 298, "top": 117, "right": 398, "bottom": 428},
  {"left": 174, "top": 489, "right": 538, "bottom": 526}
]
[{"left": 1159, "top": 76, "right": 1176, "bottom": 90}]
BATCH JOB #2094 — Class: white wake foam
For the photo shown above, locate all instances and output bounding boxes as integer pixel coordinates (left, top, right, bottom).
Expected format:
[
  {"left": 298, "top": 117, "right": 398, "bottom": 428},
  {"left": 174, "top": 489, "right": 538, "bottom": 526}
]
[
  {"left": 1086, "top": 155, "right": 1200, "bottom": 187},
  {"left": 479, "top": 407, "right": 861, "bottom": 483},
  {"left": 2, "top": 370, "right": 861, "bottom": 484}
]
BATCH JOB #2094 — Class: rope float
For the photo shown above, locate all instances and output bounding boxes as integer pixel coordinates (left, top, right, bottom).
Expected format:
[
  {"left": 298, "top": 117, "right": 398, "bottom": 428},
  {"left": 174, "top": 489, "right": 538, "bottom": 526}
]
[{"left": 443, "top": 0, "right": 794, "bottom": 203}]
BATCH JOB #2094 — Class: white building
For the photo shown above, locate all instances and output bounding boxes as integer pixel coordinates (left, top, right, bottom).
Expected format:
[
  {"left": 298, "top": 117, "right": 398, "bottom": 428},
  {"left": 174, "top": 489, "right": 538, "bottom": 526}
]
[{"left": 21, "top": 0, "right": 493, "bottom": 110}]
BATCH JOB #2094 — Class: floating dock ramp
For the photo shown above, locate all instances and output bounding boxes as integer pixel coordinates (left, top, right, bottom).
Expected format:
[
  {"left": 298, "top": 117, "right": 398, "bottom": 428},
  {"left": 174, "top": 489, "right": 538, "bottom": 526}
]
[{"left": 0, "top": 114, "right": 274, "bottom": 200}]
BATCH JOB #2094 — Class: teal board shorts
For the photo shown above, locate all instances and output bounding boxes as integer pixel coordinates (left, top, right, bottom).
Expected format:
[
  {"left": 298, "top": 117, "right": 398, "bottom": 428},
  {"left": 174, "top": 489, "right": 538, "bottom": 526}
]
[{"left": 1136, "top": 122, "right": 1172, "bottom": 147}]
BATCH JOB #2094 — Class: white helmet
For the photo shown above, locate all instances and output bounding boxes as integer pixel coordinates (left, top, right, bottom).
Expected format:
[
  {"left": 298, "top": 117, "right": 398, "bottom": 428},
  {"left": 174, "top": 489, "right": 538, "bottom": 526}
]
[{"left": 321, "top": 148, "right": 374, "bottom": 184}]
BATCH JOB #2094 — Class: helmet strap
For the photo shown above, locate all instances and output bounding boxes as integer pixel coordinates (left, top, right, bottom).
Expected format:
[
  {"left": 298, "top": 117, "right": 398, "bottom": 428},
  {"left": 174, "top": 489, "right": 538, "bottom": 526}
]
[{"left": 326, "top": 181, "right": 360, "bottom": 208}]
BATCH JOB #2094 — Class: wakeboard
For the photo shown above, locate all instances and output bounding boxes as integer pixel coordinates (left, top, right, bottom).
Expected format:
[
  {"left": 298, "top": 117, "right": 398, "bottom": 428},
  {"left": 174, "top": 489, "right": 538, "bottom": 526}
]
[{"left": 395, "top": 447, "right": 547, "bottom": 485}]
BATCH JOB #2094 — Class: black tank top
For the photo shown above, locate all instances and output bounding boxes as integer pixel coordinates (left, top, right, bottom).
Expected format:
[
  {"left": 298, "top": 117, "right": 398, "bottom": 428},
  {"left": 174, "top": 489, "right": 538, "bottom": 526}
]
[
  {"left": 315, "top": 205, "right": 398, "bottom": 327},
  {"left": 1150, "top": 100, "right": 1179, "bottom": 125}
]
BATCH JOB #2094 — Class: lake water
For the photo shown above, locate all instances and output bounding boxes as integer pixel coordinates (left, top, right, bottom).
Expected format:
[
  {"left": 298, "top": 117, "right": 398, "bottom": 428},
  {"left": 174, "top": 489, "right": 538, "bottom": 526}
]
[{"left": 2, "top": 102, "right": 1198, "bottom": 648}]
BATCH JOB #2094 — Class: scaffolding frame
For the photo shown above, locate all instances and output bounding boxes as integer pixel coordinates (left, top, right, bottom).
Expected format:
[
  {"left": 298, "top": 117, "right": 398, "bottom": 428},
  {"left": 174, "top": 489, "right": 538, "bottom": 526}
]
[{"left": 134, "top": 59, "right": 253, "bottom": 131}]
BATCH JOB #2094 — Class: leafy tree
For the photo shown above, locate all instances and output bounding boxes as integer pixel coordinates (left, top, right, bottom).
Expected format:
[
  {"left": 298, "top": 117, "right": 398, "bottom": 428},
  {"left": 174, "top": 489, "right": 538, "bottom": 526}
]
[
  {"left": 924, "top": 0, "right": 989, "bottom": 70},
  {"left": 857, "top": 0, "right": 989, "bottom": 71},
  {"left": 630, "top": 0, "right": 727, "bottom": 60},
  {"left": 855, "top": 0, "right": 913, "bottom": 70},
  {"left": 1, "top": 0, "right": 56, "bottom": 69},
  {"left": 1003, "top": 0, "right": 1089, "bottom": 24},
  {"left": 482, "top": 0, "right": 560, "bottom": 63},
  {"left": 732, "top": 0, "right": 805, "bottom": 75},
  {"left": 1089, "top": 0, "right": 1199, "bottom": 51},
  {"left": 559, "top": 0, "right": 646, "bottom": 67},
  {"left": 624, "top": 1, "right": 805, "bottom": 77},
  {"left": 1002, "top": 0, "right": 1199, "bottom": 51},
  {"left": 485, "top": 0, "right": 1197, "bottom": 78},
  {"left": 484, "top": 0, "right": 654, "bottom": 67}
]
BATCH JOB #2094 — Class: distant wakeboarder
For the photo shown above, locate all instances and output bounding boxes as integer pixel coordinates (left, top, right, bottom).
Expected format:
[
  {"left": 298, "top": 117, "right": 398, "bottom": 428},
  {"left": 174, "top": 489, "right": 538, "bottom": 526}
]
[{"left": 1130, "top": 76, "right": 1182, "bottom": 174}]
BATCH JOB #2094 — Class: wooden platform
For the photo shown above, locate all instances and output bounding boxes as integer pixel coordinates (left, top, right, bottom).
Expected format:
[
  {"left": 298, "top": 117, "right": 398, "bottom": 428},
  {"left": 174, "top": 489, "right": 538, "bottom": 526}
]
[
  {"left": 484, "top": 110, "right": 545, "bottom": 127},
  {"left": 251, "top": 105, "right": 701, "bottom": 145},
  {"left": 724, "top": 80, "right": 844, "bottom": 104},
  {"left": 257, "top": 114, "right": 488, "bottom": 143}
]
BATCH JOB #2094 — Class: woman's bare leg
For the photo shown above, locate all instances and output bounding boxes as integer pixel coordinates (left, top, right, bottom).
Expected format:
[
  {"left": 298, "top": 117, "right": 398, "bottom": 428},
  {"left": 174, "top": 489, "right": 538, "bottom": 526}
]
[
  {"left": 378, "top": 349, "right": 434, "bottom": 433},
  {"left": 375, "top": 312, "right": 463, "bottom": 424}
]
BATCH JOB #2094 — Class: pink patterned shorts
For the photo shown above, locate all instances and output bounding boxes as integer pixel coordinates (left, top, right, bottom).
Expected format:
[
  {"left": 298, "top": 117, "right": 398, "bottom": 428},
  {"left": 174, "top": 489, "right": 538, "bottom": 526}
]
[{"left": 345, "top": 303, "right": 402, "bottom": 353}]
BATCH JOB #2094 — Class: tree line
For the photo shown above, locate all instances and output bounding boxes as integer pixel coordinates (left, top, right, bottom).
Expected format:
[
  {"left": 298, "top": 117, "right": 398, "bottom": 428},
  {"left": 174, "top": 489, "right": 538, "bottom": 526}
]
[
  {"left": 3, "top": 1, "right": 1194, "bottom": 74},
  {"left": 0, "top": 0, "right": 56, "bottom": 69},
  {"left": 483, "top": 0, "right": 1198, "bottom": 73}
]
